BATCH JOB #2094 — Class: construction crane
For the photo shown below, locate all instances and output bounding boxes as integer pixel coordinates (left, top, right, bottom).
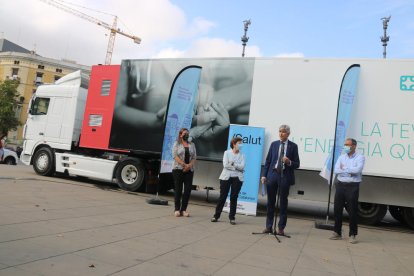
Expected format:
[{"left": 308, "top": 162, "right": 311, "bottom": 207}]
[{"left": 39, "top": 0, "right": 141, "bottom": 65}]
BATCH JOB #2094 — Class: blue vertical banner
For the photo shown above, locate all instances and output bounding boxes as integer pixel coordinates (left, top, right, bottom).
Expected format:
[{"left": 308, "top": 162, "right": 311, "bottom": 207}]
[
  {"left": 223, "top": 124, "right": 265, "bottom": 216},
  {"left": 320, "top": 64, "right": 361, "bottom": 184},
  {"left": 160, "top": 66, "right": 202, "bottom": 173}
]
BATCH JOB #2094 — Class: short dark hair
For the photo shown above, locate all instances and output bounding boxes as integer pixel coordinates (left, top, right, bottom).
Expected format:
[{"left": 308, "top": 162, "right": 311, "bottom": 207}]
[
  {"left": 230, "top": 137, "right": 242, "bottom": 149},
  {"left": 346, "top": 138, "right": 357, "bottom": 146}
]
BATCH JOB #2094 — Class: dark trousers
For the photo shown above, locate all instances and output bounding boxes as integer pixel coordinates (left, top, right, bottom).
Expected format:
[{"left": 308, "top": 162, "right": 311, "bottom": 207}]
[
  {"left": 172, "top": 169, "right": 194, "bottom": 212},
  {"left": 214, "top": 177, "right": 243, "bottom": 220},
  {"left": 333, "top": 181, "right": 360, "bottom": 236},
  {"left": 266, "top": 174, "right": 290, "bottom": 230}
]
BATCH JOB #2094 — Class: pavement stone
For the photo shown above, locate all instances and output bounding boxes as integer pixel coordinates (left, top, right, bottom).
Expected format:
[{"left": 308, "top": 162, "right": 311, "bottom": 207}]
[
  {"left": 1, "top": 165, "right": 414, "bottom": 276},
  {"left": 17, "top": 253, "right": 123, "bottom": 276},
  {"left": 110, "top": 261, "right": 199, "bottom": 276}
]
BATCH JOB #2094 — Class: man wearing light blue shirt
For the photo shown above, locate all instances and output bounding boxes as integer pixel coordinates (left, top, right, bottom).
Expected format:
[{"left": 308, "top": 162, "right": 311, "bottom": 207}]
[{"left": 330, "top": 138, "right": 365, "bottom": 244}]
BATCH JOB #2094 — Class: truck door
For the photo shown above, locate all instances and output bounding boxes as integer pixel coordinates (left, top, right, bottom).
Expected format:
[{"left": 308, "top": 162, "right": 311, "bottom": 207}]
[
  {"left": 44, "top": 97, "right": 66, "bottom": 143},
  {"left": 25, "top": 97, "right": 51, "bottom": 141}
]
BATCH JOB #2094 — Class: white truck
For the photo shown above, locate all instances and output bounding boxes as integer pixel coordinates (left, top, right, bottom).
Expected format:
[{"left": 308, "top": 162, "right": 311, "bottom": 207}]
[{"left": 21, "top": 58, "right": 414, "bottom": 228}]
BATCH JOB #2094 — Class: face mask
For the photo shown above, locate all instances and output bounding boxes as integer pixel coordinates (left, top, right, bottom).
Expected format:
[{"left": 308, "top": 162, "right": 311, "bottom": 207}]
[
  {"left": 183, "top": 134, "right": 189, "bottom": 141},
  {"left": 343, "top": 146, "right": 351, "bottom": 154},
  {"left": 237, "top": 144, "right": 243, "bottom": 151}
]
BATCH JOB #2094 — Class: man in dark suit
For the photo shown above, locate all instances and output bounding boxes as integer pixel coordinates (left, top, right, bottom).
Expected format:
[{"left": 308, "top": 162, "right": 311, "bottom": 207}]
[{"left": 261, "top": 125, "right": 300, "bottom": 235}]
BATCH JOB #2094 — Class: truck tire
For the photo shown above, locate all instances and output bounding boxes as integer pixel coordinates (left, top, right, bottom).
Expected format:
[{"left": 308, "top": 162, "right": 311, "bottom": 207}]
[
  {"left": 116, "top": 159, "right": 145, "bottom": 192},
  {"left": 401, "top": 207, "right": 414, "bottom": 230},
  {"left": 357, "top": 202, "right": 387, "bottom": 225},
  {"left": 33, "top": 147, "right": 55, "bottom": 176},
  {"left": 388, "top": 205, "right": 406, "bottom": 224}
]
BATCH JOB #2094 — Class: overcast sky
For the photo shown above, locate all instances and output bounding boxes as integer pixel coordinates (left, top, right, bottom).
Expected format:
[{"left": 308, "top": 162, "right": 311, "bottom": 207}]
[{"left": 1, "top": 0, "right": 413, "bottom": 66}]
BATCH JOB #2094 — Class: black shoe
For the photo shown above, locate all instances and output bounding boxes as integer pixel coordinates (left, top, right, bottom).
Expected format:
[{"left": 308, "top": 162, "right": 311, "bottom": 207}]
[
  {"left": 230, "top": 220, "right": 236, "bottom": 225},
  {"left": 211, "top": 217, "right": 218, "bottom": 222},
  {"left": 262, "top": 228, "right": 272, "bottom": 234}
]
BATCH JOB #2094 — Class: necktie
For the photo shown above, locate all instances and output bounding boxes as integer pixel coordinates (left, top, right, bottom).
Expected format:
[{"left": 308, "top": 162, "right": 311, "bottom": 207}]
[{"left": 276, "top": 142, "right": 285, "bottom": 174}]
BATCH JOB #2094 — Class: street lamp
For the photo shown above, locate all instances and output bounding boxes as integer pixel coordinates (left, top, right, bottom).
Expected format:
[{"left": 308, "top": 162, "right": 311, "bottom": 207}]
[
  {"left": 380, "top": 16, "right": 391, "bottom": 59},
  {"left": 241, "top": 19, "right": 251, "bottom": 57}
]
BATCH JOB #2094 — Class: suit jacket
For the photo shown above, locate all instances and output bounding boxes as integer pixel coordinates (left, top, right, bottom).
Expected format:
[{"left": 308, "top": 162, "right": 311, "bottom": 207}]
[{"left": 262, "top": 140, "right": 300, "bottom": 185}]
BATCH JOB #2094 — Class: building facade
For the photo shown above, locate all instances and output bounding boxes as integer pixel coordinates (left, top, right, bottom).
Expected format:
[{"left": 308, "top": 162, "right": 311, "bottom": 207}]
[{"left": 0, "top": 39, "right": 90, "bottom": 147}]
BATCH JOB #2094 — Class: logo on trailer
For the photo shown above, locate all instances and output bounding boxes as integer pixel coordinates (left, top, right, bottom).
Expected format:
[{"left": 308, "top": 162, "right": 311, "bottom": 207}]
[{"left": 400, "top": 76, "right": 414, "bottom": 91}]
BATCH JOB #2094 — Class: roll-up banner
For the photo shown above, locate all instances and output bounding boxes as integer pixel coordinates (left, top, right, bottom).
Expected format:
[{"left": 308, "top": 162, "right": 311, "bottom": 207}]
[
  {"left": 223, "top": 124, "right": 265, "bottom": 216},
  {"left": 319, "top": 64, "right": 361, "bottom": 184},
  {"left": 160, "top": 66, "right": 202, "bottom": 173}
]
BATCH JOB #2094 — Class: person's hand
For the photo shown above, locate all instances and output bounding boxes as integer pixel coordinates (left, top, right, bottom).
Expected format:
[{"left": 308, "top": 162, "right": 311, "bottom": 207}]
[
  {"left": 282, "top": 156, "right": 290, "bottom": 165},
  {"left": 113, "top": 61, "right": 164, "bottom": 130},
  {"left": 261, "top": 177, "right": 267, "bottom": 184},
  {"left": 183, "top": 164, "right": 191, "bottom": 173},
  {"left": 199, "top": 102, "right": 229, "bottom": 139},
  {"left": 156, "top": 106, "right": 167, "bottom": 121},
  {"left": 211, "top": 102, "right": 230, "bottom": 128},
  {"left": 189, "top": 102, "right": 229, "bottom": 141},
  {"left": 192, "top": 109, "right": 218, "bottom": 126}
]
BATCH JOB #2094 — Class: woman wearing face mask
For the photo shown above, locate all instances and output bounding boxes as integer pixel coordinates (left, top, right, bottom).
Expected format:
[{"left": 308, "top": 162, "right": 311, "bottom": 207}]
[
  {"left": 211, "top": 137, "right": 245, "bottom": 225},
  {"left": 172, "top": 128, "right": 197, "bottom": 217}
]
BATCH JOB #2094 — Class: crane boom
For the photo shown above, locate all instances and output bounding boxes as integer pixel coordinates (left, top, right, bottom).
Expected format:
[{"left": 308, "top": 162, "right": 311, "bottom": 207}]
[{"left": 39, "top": 0, "right": 141, "bottom": 64}]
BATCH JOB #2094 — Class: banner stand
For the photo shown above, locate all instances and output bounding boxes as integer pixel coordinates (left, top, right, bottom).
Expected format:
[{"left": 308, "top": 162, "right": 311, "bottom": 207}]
[
  {"left": 315, "top": 64, "right": 361, "bottom": 230},
  {"left": 148, "top": 65, "right": 202, "bottom": 206},
  {"left": 222, "top": 125, "right": 264, "bottom": 216}
]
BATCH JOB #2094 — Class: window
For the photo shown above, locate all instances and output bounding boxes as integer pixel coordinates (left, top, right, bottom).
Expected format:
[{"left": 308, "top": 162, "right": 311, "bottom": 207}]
[
  {"left": 11, "top": 68, "right": 19, "bottom": 78},
  {"left": 14, "top": 60, "right": 20, "bottom": 65},
  {"left": 54, "top": 75, "right": 61, "bottom": 81},
  {"left": 101, "top": 80, "right": 111, "bottom": 96},
  {"left": 14, "top": 105, "right": 22, "bottom": 119},
  {"left": 56, "top": 68, "right": 62, "bottom": 73},
  {"left": 30, "top": 97, "right": 50, "bottom": 115},
  {"left": 35, "top": 72, "right": 43, "bottom": 84},
  {"left": 38, "top": 65, "right": 45, "bottom": 69}
]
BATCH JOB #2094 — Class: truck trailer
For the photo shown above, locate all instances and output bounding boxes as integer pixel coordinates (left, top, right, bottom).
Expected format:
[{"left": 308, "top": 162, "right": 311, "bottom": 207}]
[{"left": 21, "top": 57, "right": 414, "bottom": 228}]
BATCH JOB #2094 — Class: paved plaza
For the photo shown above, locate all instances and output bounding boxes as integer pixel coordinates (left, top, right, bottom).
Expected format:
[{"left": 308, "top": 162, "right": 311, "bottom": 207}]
[{"left": 0, "top": 165, "right": 413, "bottom": 275}]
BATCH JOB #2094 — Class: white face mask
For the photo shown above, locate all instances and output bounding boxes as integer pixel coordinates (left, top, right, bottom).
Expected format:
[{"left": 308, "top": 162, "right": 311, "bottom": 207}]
[
  {"left": 343, "top": 145, "right": 351, "bottom": 154},
  {"left": 237, "top": 143, "right": 243, "bottom": 151}
]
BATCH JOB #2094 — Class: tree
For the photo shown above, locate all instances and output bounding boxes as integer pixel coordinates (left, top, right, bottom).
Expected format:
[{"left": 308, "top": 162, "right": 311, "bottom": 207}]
[{"left": 0, "top": 79, "right": 20, "bottom": 141}]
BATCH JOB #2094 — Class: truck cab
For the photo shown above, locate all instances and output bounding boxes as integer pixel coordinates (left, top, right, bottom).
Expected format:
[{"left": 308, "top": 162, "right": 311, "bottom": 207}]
[{"left": 21, "top": 71, "right": 89, "bottom": 172}]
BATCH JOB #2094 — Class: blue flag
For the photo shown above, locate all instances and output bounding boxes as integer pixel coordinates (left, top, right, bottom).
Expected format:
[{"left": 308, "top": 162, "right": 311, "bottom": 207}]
[
  {"left": 160, "top": 66, "right": 202, "bottom": 173},
  {"left": 320, "top": 64, "right": 360, "bottom": 184}
]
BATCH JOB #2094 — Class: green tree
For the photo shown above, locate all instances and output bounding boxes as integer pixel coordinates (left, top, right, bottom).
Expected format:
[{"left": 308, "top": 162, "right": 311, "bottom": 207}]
[{"left": 0, "top": 79, "right": 20, "bottom": 140}]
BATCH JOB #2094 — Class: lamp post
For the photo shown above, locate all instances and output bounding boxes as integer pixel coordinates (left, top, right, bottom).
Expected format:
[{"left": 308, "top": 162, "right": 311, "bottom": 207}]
[
  {"left": 241, "top": 19, "right": 251, "bottom": 57},
  {"left": 381, "top": 16, "right": 391, "bottom": 59}
]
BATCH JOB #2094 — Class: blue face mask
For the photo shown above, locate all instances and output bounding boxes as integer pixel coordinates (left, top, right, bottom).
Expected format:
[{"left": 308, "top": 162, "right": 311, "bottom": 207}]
[
  {"left": 343, "top": 146, "right": 351, "bottom": 154},
  {"left": 237, "top": 144, "right": 243, "bottom": 151}
]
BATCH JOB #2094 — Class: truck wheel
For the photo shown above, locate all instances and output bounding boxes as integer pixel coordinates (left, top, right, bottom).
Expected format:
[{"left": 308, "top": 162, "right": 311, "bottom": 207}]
[
  {"left": 389, "top": 205, "right": 406, "bottom": 224},
  {"left": 357, "top": 202, "right": 387, "bottom": 225},
  {"left": 402, "top": 207, "right": 414, "bottom": 230},
  {"left": 33, "top": 147, "right": 55, "bottom": 176},
  {"left": 116, "top": 159, "right": 145, "bottom": 192},
  {"left": 4, "top": 157, "right": 16, "bottom": 165}
]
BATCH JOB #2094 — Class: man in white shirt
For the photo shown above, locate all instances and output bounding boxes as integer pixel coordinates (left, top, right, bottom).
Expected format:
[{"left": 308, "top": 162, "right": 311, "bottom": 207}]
[{"left": 330, "top": 138, "right": 365, "bottom": 244}]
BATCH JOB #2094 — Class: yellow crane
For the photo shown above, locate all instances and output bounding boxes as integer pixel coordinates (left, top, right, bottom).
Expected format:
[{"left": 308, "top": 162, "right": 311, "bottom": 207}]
[{"left": 39, "top": 0, "right": 141, "bottom": 65}]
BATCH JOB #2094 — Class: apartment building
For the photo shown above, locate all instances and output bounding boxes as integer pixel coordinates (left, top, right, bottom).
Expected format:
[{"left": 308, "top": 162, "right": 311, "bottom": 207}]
[{"left": 0, "top": 38, "right": 90, "bottom": 146}]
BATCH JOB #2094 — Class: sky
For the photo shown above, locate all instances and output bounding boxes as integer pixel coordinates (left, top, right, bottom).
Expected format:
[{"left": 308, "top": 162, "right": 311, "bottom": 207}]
[{"left": 1, "top": 0, "right": 414, "bottom": 66}]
